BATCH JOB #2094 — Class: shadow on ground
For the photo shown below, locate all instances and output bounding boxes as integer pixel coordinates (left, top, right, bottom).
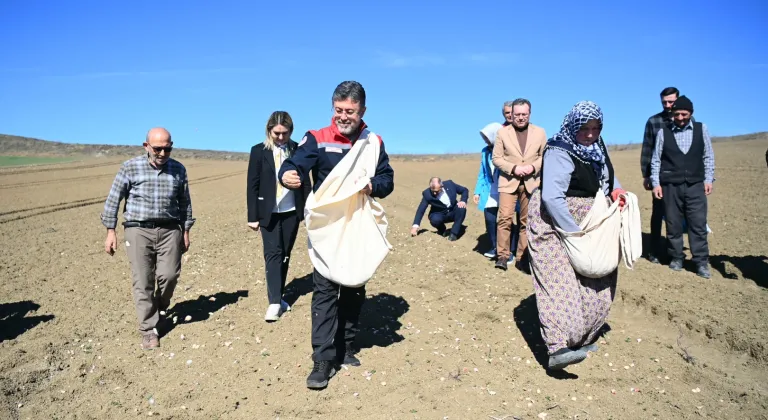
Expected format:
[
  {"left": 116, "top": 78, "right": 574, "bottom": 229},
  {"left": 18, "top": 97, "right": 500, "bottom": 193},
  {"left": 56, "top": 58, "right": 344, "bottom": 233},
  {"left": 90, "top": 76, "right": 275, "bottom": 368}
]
[
  {"left": 161, "top": 290, "right": 249, "bottom": 337},
  {"left": 0, "top": 300, "right": 55, "bottom": 342},
  {"left": 282, "top": 273, "right": 314, "bottom": 306},
  {"left": 356, "top": 293, "right": 410, "bottom": 350},
  {"left": 711, "top": 255, "right": 768, "bottom": 288},
  {"left": 513, "top": 294, "right": 605, "bottom": 380}
]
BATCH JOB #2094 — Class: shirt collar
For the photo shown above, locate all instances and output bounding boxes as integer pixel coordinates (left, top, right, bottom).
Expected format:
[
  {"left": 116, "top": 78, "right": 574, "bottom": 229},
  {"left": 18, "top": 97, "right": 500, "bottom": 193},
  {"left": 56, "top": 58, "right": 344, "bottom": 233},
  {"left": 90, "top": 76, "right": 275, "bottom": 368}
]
[
  {"left": 146, "top": 155, "right": 168, "bottom": 172},
  {"left": 672, "top": 120, "right": 693, "bottom": 132}
]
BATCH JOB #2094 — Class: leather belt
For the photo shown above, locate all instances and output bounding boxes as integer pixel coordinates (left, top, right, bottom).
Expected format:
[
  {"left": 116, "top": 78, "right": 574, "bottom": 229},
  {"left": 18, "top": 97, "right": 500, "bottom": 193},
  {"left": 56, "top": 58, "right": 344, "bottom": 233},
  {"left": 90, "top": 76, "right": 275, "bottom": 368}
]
[{"left": 122, "top": 220, "right": 180, "bottom": 229}]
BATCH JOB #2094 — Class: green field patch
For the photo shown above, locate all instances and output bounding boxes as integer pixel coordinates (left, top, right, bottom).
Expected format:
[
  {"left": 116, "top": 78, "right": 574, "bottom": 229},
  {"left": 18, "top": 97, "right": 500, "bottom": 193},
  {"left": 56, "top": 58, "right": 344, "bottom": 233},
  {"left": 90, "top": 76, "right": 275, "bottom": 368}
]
[{"left": 0, "top": 156, "right": 77, "bottom": 167}]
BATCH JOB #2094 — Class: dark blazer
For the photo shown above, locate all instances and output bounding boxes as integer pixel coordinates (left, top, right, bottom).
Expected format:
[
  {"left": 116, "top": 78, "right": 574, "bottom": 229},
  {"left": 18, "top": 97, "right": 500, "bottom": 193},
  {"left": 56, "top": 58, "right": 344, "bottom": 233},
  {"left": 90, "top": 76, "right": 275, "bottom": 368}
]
[
  {"left": 247, "top": 140, "right": 311, "bottom": 226},
  {"left": 412, "top": 180, "right": 469, "bottom": 225}
]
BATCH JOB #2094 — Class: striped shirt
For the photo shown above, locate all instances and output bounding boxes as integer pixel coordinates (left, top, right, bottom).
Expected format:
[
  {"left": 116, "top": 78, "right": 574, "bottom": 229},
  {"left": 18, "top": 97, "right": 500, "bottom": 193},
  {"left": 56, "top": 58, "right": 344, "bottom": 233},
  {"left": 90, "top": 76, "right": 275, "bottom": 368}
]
[
  {"left": 650, "top": 121, "right": 715, "bottom": 188},
  {"left": 100, "top": 155, "right": 195, "bottom": 230}
]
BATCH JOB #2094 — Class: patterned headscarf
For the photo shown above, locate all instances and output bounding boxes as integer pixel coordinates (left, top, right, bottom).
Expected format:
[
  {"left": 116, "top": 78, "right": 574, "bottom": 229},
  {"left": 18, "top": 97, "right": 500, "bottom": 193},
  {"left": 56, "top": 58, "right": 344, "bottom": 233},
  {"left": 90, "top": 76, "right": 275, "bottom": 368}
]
[{"left": 548, "top": 101, "right": 606, "bottom": 176}]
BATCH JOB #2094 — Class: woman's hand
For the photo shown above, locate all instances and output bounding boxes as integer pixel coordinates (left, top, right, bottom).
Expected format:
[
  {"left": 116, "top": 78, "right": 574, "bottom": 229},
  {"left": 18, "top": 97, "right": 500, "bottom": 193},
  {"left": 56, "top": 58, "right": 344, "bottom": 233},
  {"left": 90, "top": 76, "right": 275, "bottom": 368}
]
[{"left": 611, "top": 188, "right": 627, "bottom": 211}]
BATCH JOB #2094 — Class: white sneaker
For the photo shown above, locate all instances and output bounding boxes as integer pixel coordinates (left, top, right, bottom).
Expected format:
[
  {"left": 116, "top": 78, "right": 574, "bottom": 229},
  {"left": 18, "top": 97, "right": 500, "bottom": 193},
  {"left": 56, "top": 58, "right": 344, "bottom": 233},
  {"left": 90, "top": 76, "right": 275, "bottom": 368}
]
[
  {"left": 483, "top": 249, "right": 496, "bottom": 258},
  {"left": 264, "top": 304, "right": 281, "bottom": 322}
]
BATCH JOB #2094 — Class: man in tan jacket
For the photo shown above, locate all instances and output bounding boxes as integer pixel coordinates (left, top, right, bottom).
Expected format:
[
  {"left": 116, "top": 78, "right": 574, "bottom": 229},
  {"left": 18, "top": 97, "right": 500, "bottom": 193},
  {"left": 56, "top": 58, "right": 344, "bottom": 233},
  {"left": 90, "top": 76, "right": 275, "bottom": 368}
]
[{"left": 492, "top": 98, "right": 546, "bottom": 271}]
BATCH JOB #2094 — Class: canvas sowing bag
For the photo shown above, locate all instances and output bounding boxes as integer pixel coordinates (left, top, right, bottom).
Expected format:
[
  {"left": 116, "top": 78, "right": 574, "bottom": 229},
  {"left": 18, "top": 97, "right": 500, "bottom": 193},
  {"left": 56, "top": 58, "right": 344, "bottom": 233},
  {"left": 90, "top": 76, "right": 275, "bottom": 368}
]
[
  {"left": 554, "top": 189, "right": 622, "bottom": 278},
  {"left": 555, "top": 189, "right": 643, "bottom": 278},
  {"left": 303, "top": 131, "right": 393, "bottom": 288},
  {"left": 619, "top": 192, "right": 643, "bottom": 270}
]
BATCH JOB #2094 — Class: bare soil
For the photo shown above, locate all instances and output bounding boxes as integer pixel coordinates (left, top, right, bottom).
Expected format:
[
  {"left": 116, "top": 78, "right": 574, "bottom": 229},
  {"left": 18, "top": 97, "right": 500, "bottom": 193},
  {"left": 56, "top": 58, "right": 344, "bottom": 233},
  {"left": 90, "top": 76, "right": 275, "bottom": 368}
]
[{"left": 1, "top": 139, "right": 767, "bottom": 419}]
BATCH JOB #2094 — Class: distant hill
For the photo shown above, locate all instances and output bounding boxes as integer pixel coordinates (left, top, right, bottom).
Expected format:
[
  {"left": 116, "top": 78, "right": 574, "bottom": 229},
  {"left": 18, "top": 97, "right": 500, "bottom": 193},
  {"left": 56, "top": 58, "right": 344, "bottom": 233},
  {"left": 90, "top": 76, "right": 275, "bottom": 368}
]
[{"left": 1, "top": 131, "right": 766, "bottom": 162}]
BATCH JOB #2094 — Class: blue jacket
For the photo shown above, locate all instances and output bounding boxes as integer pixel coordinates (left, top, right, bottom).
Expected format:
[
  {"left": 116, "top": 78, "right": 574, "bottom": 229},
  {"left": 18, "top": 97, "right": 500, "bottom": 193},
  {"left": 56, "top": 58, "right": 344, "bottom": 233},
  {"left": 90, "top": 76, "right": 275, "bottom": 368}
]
[
  {"left": 474, "top": 146, "right": 496, "bottom": 210},
  {"left": 412, "top": 180, "right": 469, "bottom": 226},
  {"left": 278, "top": 120, "right": 395, "bottom": 199}
]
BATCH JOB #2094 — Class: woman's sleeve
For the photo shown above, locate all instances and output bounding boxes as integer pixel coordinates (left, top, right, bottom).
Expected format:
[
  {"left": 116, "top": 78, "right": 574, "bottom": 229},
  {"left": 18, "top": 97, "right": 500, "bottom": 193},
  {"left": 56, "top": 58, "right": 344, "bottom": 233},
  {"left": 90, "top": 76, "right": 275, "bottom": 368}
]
[{"left": 541, "top": 148, "right": 581, "bottom": 232}]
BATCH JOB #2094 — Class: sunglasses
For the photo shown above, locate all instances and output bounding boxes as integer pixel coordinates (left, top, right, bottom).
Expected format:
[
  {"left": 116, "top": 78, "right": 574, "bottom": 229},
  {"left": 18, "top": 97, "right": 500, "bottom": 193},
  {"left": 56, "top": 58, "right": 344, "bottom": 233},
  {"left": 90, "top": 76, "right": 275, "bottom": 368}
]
[{"left": 150, "top": 146, "right": 173, "bottom": 154}]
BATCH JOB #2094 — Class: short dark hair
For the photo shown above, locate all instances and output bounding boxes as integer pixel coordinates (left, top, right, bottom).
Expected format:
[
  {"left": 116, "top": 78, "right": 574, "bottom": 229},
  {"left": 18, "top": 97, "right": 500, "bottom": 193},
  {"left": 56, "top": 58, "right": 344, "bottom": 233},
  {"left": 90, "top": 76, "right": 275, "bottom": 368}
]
[
  {"left": 512, "top": 98, "right": 531, "bottom": 109},
  {"left": 660, "top": 87, "right": 679, "bottom": 97},
  {"left": 332, "top": 80, "right": 366, "bottom": 108},
  {"left": 503, "top": 98, "right": 531, "bottom": 111}
]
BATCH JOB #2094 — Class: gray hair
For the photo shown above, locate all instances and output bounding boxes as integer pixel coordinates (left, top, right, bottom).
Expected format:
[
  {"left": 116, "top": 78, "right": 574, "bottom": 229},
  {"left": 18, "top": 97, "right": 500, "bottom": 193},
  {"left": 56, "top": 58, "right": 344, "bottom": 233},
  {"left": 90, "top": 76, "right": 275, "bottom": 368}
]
[{"left": 332, "top": 80, "right": 366, "bottom": 107}]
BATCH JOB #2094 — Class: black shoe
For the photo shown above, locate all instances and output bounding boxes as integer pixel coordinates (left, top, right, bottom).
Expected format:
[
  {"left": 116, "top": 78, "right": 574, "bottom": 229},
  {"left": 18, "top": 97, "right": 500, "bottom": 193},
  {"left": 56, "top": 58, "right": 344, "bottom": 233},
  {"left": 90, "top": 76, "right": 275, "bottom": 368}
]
[
  {"left": 669, "top": 259, "right": 683, "bottom": 271},
  {"left": 647, "top": 254, "right": 660, "bottom": 264},
  {"left": 448, "top": 233, "right": 458, "bottom": 241},
  {"left": 696, "top": 264, "right": 711, "bottom": 279},
  {"left": 342, "top": 346, "right": 361, "bottom": 367},
  {"left": 306, "top": 360, "right": 337, "bottom": 390},
  {"left": 495, "top": 257, "right": 508, "bottom": 271}
]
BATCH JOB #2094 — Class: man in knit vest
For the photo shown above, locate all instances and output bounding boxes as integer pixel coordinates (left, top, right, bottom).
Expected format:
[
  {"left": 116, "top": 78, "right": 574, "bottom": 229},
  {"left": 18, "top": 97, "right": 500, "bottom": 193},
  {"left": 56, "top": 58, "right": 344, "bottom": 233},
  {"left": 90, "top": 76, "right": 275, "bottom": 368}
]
[
  {"left": 650, "top": 96, "right": 715, "bottom": 279},
  {"left": 640, "top": 87, "right": 680, "bottom": 264}
]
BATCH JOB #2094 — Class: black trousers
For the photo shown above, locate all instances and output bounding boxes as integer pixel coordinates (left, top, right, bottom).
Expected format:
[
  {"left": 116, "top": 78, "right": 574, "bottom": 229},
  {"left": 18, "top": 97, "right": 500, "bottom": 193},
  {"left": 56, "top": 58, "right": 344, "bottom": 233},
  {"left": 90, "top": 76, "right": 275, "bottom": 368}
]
[
  {"left": 429, "top": 206, "right": 467, "bottom": 236},
  {"left": 311, "top": 269, "right": 366, "bottom": 362},
  {"left": 661, "top": 182, "right": 710, "bottom": 265},
  {"left": 260, "top": 211, "right": 299, "bottom": 305},
  {"left": 650, "top": 195, "right": 666, "bottom": 255}
]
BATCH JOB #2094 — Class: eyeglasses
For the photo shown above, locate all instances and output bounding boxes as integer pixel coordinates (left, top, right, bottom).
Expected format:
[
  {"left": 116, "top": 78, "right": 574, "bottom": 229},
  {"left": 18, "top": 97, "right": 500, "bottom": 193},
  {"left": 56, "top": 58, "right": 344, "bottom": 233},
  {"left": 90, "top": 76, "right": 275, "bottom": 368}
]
[{"left": 151, "top": 146, "right": 173, "bottom": 154}]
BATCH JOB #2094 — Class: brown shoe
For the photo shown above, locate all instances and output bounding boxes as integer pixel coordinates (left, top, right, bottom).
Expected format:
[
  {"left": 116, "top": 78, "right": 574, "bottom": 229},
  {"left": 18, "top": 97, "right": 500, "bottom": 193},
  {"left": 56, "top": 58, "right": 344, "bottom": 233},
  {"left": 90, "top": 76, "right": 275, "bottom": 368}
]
[
  {"left": 495, "top": 256, "right": 508, "bottom": 271},
  {"left": 141, "top": 332, "right": 160, "bottom": 350}
]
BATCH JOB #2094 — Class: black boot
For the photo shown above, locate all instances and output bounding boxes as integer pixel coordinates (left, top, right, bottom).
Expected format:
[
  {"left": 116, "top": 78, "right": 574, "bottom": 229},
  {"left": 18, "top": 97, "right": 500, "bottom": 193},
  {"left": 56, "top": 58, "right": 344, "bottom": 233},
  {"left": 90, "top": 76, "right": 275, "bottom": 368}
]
[
  {"left": 306, "top": 360, "right": 337, "bottom": 390},
  {"left": 341, "top": 344, "right": 361, "bottom": 367}
]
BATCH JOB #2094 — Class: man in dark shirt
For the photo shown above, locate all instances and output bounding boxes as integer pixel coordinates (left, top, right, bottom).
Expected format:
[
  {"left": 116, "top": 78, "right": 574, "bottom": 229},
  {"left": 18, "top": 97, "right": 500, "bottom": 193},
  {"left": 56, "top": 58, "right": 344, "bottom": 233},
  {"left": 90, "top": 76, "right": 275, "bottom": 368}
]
[
  {"left": 279, "top": 81, "right": 395, "bottom": 390},
  {"left": 101, "top": 127, "right": 195, "bottom": 350},
  {"left": 640, "top": 87, "right": 679, "bottom": 264}
]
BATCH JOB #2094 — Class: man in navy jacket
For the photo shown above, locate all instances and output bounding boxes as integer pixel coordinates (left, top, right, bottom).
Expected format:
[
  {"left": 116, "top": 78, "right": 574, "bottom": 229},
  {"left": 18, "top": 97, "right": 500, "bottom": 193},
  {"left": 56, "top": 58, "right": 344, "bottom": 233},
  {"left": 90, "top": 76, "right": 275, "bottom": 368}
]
[
  {"left": 278, "top": 81, "right": 394, "bottom": 391},
  {"left": 410, "top": 177, "right": 468, "bottom": 241}
]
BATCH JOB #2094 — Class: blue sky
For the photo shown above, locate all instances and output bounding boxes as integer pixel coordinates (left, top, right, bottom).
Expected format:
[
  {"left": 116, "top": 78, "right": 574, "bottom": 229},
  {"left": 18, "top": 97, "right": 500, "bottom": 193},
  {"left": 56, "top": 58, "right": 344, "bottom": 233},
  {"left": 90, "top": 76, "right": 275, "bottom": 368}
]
[{"left": 1, "top": 0, "right": 766, "bottom": 155}]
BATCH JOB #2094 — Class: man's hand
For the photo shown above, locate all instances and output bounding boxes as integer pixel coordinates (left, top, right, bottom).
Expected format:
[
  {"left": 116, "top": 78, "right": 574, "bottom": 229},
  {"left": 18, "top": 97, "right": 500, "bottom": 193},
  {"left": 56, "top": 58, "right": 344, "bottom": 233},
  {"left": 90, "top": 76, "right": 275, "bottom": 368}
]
[
  {"left": 611, "top": 188, "right": 627, "bottom": 211},
  {"left": 362, "top": 182, "right": 373, "bottom": 195},
  {"left": 281, "top": 170, "right": 302, "bottom": 189},
  {"left": 704, "top": 183, "right": 713, "bottom": 195},
  {"left": 248, "top": 222, "right": 260, "bottom": 232},
  {"left": 472, "top": 194, "right": 480, "bottom": 205},
  {"left": 521, "top": 165, "right": 534, "bottom": 176},
  {"left": 643, "top": 178, "right": 652, "bottom": 191},
  {"left": 410, "top": 226, "right": 419, "bottom": 237},
  {"left": 105, "top": 229, "right": 117, "bottom": 256},
  {"left": 457, "top": 201, "right": 467, "bottom": 209},
  {"left": 515, "top": 165, "right": 533, "bottom": 177},
  {"left": 183, "top": 231, "right": 190, "bottom": 253},
  {"left": 653, "top": 186, "right": 663, "bottom": 200}
]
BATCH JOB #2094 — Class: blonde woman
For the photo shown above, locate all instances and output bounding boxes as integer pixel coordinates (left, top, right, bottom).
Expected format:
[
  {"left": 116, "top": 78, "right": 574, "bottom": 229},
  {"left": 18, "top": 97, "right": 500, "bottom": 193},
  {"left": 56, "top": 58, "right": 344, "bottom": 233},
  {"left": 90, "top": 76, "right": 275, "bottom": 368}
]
[{"left": 247, "top": 111, "right": 311, "bottom": 321}]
